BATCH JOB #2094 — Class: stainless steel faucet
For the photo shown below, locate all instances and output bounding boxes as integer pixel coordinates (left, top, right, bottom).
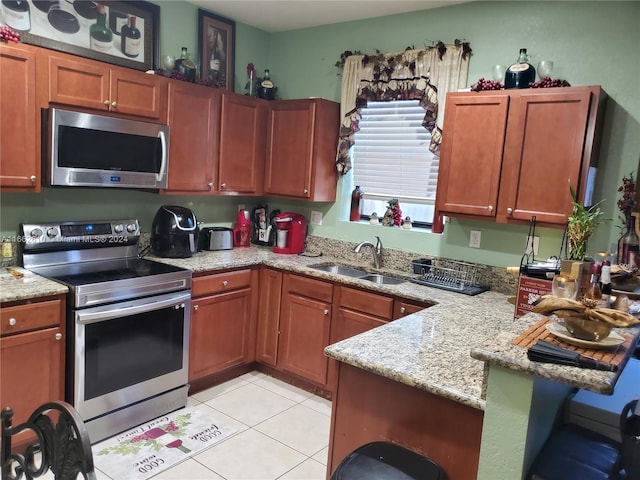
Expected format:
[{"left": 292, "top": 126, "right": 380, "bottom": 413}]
[{"left": 354, "top": 236, "right": 383, "bottom": 268}]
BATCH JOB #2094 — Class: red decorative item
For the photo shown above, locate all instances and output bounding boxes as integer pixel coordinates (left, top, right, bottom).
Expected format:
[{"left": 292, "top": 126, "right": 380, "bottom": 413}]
[{"left": 0, "top": 25, "right": 21, "bottom": 42}]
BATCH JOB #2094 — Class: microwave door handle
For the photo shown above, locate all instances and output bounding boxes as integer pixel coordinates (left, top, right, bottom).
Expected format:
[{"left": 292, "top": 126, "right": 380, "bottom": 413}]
[{"left": 157, "top": 129, "right": 168, "bottom": 182}]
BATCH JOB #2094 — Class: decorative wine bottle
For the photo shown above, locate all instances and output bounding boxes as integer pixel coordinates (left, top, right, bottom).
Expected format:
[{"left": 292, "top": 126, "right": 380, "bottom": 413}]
[
  {"left": 2, "top": 0, "right": 31, "bottom": 32},
  {"left": 120, "top": 16, "right": 141, "bottom": 58},
  {"left": 504, "top": 48, "right": 536, "bottom": 89},
  {"left": 619, "top": 215, "right": 640, "bottom": 269},
  {"left": 350, "top": 186, "right": 364, "bottom": 221},
  {"left": 174, "top": 47, "right": 197, "bottom": 83},
  {"left": 257, "top": 69, "right": 276, "bottom": 100},
  {"left": 90, "top": 4, "right": 113, "bottom": 54}
]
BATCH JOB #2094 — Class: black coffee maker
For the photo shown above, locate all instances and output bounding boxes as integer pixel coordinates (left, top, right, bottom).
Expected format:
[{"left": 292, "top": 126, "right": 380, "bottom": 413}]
[{"left": 150, "top": 205, "right": 199, "bottom": 258}]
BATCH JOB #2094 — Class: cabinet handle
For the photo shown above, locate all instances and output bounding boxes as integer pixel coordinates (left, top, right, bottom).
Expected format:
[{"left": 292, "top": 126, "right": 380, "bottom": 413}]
[
  {"left": 221, "top": 182, "right": 226, "bottom": 189},
  {"left": 8, "top": 318, "right": 16, "bottom": 326},
  {"left": 208, "top": 182, "right": 213, "bottom": 189},
  {"left": 111, "top": 101, "right": 117, "bottom": 108},
  {"left": 324, "top": 309, "right": 329, "bottom": 315},
  {"left": 507, "top": 207, "right": 513, "bottom": 215},
  {"left": 222, "top": 280, "right": 228, "bottom": 286},
  {"left": 194, "top": 304, "right": 199, "bottom": 311},
  {"left": 303, "top": 188, "right": 308, "bottom": 195},
  {"left": 55, "top": 333, "right": 62, "bottom": 340},
  {"left": 30, "top": 175, "right": 37, "bottom": 183},
  {"left": 103, "top": 100, "right": 110, "bottom": 106},
  {"left": 400, "top": 307, "right": 406, "bottom": 314},
  {"left": 487, "top": 205, "right": 493, "bottom": 212}
]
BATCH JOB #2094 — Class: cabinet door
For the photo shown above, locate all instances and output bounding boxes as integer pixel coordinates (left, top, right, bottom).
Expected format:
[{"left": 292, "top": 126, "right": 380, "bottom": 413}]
[
  {"left": 279, "top": 292, "right": 331, "bottom": 386},
  {"left": 110, "top": 68, "right": 165, "bottom": 120},
  {"left": 331, "top": 308, "right": 387, "bottom": 343},
  {"left": 218, "top": 93, "right": 266, "bottom": 194},
  {"left": 255, "top": 268, "right": 283, "bottom": 366},
  {"left": 189, "top": 288, "right": 253, "bottom": 382},
  {"left": 46, "top": 54, "right": 111, "bottom": 111},
  {"left": 436, "top": 93, "right": 509, "bottom": 218},
  {"left": 0, "top": 43, "right": 39, "bottom": 190},
  {"left": 265, "top": 100, "right": 315, "bottom": 198},
  {"left": 0, "top": 327, "right": 64, "bottom": 427},
  {"left": 498, "top": 89, "right": 593, "bottom": 224},
  {"left": 165, "top": 81, "right": 220, "bottom": 193}
]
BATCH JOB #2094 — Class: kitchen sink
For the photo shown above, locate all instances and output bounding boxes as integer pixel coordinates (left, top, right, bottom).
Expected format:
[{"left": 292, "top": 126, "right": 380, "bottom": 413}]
[
  {"left": 358, "top": 274, "right": 407, "bottom": 285},
  {"left": 309, "top": 263, "right": 368, "bottom": 277}
]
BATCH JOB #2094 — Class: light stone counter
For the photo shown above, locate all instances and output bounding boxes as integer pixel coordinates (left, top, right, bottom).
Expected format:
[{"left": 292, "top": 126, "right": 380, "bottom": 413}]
[
  {"left": 9, "top": 245, "right": 638, "bottom": 412},
  {"left": 0, "top": 267, "right": 68, "bottom": 303}
]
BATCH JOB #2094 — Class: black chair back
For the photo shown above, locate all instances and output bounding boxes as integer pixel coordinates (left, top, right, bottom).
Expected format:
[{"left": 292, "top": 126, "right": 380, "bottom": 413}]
[{"left": 1, "top": 401, "right": 96, "bottom": 480}]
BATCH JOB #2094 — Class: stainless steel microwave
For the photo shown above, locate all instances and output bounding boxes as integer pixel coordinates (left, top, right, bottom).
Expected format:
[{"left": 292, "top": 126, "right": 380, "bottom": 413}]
[{"left": 45, "top": 108, "right": 170, "bottom": 189}]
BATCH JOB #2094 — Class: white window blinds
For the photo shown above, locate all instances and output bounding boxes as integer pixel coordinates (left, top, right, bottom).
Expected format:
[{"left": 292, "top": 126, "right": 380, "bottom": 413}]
[{"left": 353, "top": 100, "right": 439, "bottom": 205}]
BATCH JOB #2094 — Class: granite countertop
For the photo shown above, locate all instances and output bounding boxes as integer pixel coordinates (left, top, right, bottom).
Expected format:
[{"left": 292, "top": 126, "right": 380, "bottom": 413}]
[
  {"left": 6, "top": 246, "right": 638, "bottom": 411},
  {"left": 0, "top": 267, "right": 69, "bottom": 303}
]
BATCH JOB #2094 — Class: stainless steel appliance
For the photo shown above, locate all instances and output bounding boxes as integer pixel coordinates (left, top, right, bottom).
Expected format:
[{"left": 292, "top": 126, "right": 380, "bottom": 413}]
[
  {"left": 199, "top": 227, "right": 233, "bottom": 251},
  {"left": 45, "top": 108, "right": 170, "bottom": 189},
  {"left": 20, "top": 219, "right": 191, "bottom": 443},
  {"left": 151, "top": 205, "right": 199, "bottom": 258}
]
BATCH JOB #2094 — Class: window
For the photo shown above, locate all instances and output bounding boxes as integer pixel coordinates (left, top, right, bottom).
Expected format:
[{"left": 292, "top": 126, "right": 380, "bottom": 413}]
[{"left": 353, "top": 100, "right": 439, "bottom": 226}]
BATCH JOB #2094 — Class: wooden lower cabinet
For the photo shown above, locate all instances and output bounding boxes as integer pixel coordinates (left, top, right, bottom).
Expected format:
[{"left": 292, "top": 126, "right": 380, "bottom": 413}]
[
  {"left": 189, "top": 269, "right": 257, "bottom": 383},
  {"left": 0, "top": 296, "right": 65, "bottom": 447},
  {"left": 255, "top": 268, "right": 283, "bottom": 366},
  {"left": 328, "top": 362, "right": 484, "bottom": 480},
  {"left": 278, "top": 274, "right": 333, "bottom": 387}
]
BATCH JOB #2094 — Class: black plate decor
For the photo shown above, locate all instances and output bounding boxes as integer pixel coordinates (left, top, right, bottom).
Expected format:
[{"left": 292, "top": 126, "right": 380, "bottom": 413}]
[
  {"left": 48, "top": 7, "right": 80, "bottom": 34},
  {"left": 33, "top": 0, "right": 58, "bottom": 13},
  {"left": 73, "top": 0, "right": 98, "bottom": 20}
]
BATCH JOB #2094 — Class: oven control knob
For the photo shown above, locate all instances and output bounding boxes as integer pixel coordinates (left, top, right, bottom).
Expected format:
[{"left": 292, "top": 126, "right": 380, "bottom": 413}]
[
  {"left": 46, "top": 227, "right": 58, "bottom": 238},
  {"left": 30, "top": 228, "right": 43, "bottom": 238},
  {"left": 126, "top": 223, "right": 137, "bottom": 233},
  {"left": 114, "top": 224, "right": 124, "bottom": 233}
]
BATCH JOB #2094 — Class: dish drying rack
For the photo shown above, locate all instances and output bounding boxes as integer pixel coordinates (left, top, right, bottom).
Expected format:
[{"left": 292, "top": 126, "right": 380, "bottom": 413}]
[{"left": 410, "top": 258, "right": 489, "bottom": 296}]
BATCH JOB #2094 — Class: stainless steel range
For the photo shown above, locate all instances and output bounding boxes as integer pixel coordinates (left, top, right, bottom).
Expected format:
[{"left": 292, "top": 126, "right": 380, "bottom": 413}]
[{"left": 20, "top": 219, "right": 192, "bottom": 443}]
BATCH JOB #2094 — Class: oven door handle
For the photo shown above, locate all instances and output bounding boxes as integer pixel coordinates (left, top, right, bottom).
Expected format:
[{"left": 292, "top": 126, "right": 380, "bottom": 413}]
[{"left": 76, "top": 292, "right": 191, "bottom": 325}]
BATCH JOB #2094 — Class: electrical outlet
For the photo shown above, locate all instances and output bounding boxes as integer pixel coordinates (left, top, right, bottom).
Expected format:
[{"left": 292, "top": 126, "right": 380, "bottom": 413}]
[
  {"left": 526, "top": 235, "right": 540, "bottom": 255},
  {"left": 469, "top": 230, "right": 481, "bottom": 248},
  {"left": 310, "top": 210, "right": 323, "bottom": 225}
]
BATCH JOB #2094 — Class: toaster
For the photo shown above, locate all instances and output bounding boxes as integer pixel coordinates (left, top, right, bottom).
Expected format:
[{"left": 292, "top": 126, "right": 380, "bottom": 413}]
[{"left": 199, "top": 227, "right": 233, "bottom": 251}]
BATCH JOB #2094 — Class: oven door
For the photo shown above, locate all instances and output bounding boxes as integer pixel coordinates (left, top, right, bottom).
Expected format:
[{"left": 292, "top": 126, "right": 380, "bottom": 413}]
[{"left": 71, "top": 291, "right": 190, "bottom": 421}]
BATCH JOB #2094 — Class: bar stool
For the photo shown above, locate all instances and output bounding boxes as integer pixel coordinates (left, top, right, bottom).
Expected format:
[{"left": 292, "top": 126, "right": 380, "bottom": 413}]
[{"left": 330, "top": 442, "right": 446, "bottom": 480}]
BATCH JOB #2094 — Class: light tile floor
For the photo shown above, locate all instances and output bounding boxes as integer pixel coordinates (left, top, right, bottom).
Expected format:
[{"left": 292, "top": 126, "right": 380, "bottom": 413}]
[{"left": 91, "top": 371, "right": 332, "bottom": 480}]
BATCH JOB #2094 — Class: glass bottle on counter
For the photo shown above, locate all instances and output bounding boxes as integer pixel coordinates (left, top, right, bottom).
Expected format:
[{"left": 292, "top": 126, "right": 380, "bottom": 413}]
[
  {"left": 350, "top": 185, "right": 364, "bottom": 221},
  {"left": 504, "top": 48, "right": 536, "bottom": 89},
  {"left": 584, "top": 263, "right": 602, "bottom": 303},
  {"left": 600, "top": 260, "right": 612, "bottom": 308},
  {"left": 619, "top": 215, "right": 640, "bottom": 269}
]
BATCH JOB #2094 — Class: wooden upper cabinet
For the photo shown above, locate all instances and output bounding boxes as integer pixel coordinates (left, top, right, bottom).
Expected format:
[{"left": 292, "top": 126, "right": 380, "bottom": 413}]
[
  {"left": 218, "top": 92, "right": 267, "bottom": 194},
  {"left": 43, "top": 52, "right": 165, "bottom": 120},
  {"left": 435, "top": 86, "right": 605, "bottom": 228},
  {"left": 0, "top": 42, "right": 39, "bottom": 191},
  {"left": 435, "top": 94, "right": 509, "bottom": 219},
  {"left": 164, "top": 81, "right": 221, "bottom": 193},
  {"left": 265, "top": 98, "right": 339, "bottom": 201}
]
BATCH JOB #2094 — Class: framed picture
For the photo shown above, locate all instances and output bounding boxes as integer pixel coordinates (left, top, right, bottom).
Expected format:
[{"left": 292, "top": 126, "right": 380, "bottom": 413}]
[
  {"left": 3, "top": 1, "right": 159, "bottom": 72},
  {"left": 198, "top": 9, "right": 235, "bottom": 90}
]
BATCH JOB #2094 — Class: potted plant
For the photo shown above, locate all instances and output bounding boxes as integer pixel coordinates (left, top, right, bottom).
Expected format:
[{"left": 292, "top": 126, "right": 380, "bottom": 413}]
[{"left": 567, "top": 183, "right": 603, "bottom": 261}]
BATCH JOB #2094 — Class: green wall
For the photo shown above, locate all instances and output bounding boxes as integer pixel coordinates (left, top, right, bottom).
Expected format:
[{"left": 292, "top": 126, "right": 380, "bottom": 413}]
[{"left": 1, "top": 1, "right": 639, "bottom": 270}]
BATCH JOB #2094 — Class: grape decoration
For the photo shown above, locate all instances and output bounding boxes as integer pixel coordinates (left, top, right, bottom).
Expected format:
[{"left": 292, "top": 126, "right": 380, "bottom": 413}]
[
  {"left": 470, "top": 78, "right": 503, "bottom": 91},
  {"left": 0, "top": 25, "right": 21, "bottom": 42},
  {"left": 529, "top": 77, "right": 571, "bottom": 88}
]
